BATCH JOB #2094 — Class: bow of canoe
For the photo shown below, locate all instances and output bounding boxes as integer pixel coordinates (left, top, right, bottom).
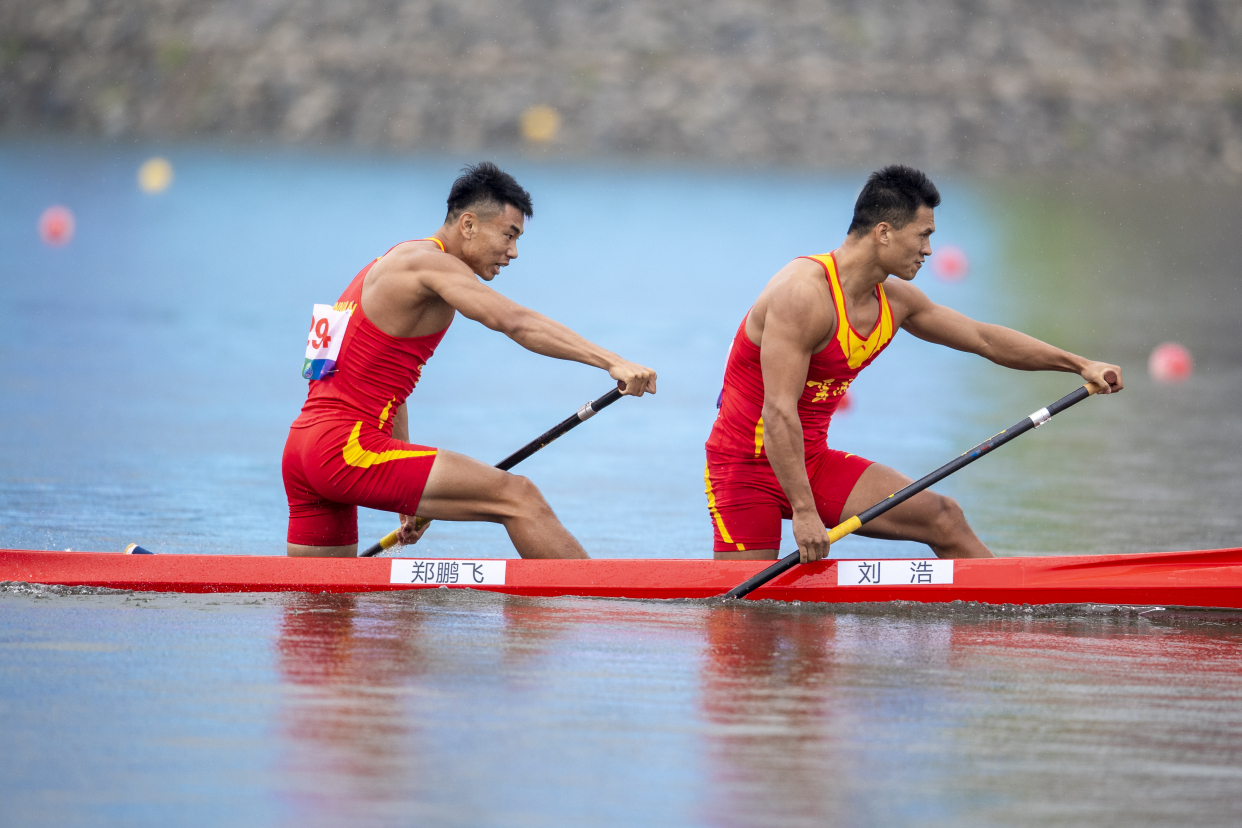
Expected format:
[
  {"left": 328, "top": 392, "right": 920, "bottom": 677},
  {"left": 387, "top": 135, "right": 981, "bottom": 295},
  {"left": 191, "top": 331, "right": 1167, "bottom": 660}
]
[{"left": 3, "top": 548, "right": 1242, "bottom": 608}]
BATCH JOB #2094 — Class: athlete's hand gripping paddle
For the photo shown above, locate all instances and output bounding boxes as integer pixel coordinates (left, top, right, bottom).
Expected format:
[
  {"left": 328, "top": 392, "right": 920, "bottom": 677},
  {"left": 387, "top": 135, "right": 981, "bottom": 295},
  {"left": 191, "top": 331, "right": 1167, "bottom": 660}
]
[
  {"left": 723, "top": 383, "right": 1105, "bottom": 599},
  {"left": 359, "top": 388, "right": 626, "bottom": 557}
]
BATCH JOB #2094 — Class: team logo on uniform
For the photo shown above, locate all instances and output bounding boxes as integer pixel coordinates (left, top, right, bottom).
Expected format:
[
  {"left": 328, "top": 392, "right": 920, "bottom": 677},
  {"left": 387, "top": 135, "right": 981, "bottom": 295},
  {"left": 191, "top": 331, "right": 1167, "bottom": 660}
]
[{"left": 806, "top": 378, "right": 851, "bottom": 402}]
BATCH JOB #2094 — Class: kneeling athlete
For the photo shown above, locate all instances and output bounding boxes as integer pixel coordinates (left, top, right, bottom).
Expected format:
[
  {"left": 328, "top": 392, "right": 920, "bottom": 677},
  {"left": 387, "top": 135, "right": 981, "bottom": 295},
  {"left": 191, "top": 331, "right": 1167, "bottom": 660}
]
[
  {"left": 284, "top": 163, "right": 656, "bottom": 558},
  {"left": 705, "top": 165, "right": 1121, "bottom": 563}
]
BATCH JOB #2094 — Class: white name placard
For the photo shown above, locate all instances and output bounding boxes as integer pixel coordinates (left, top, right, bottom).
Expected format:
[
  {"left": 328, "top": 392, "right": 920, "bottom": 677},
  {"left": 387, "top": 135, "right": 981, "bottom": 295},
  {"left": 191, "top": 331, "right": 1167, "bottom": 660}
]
[
  {"left": 390, "top": 559, "right": 506, "bottom": 586},
  {"left": 302, "top": 303, "right": 353, "bottom": 380},
  {"left": 837, "top": 559, "right": 954, "bottom": 586}
]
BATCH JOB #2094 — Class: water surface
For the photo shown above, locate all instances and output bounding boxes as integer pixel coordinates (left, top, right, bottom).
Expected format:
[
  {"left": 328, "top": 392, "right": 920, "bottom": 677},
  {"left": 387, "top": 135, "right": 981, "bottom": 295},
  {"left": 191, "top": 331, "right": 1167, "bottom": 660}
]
[
  {"left": 2, "top": 143, "right": 1240, "bottom": 558},
  {"left": 3, "top": 585, "right": 1241, "bottom": 827},
  {"left": 3, "top": 144, "right": 1242, "bottom": 826}
]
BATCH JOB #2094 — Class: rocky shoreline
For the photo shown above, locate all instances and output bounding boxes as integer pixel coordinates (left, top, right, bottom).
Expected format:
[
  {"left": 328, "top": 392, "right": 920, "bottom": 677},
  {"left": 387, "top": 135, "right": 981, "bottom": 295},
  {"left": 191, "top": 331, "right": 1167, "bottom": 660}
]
[{"left": 4, "top": 0, "right": 1242, "bottom": 175}]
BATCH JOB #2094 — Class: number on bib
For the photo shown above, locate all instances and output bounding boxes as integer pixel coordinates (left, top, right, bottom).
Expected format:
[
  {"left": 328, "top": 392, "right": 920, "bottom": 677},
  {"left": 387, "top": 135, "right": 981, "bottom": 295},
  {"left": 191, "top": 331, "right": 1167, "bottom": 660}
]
[{"left": 302, "top": 304, "right": 352, "bottom": 380}]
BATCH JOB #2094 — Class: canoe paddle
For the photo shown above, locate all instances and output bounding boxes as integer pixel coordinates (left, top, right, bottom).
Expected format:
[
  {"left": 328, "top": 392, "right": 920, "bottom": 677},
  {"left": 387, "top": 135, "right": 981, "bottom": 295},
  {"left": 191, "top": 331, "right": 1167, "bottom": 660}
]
[
  {"left": 359, "top": 387, "right": 626, "bottom": 557},
  {"left": 723, "top": 382, "right": 1104, "bottom": 600}
]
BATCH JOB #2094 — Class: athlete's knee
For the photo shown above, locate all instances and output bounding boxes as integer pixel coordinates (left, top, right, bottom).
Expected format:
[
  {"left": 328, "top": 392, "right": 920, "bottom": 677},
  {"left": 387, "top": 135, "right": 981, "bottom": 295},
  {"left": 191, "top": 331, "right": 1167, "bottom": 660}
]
[
  {"left": 930, "top": 494, "right": 968, "bottom": 540},
  {"left": 503, "top": 474, "right": 555, "bottom": 517}
]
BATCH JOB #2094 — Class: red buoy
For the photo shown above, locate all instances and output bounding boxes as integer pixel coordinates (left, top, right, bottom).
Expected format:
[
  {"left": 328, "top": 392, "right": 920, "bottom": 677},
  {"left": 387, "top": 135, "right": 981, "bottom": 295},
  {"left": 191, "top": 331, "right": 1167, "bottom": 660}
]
[
  {"left": 1148, "top": 342, "right": 1194, "bottom": 383},
  {"left": 931, "top": 244, "right": 968, "bottom": 282},
  {"left": 38, "top": 205, "right": 75, "bottom": 246}
]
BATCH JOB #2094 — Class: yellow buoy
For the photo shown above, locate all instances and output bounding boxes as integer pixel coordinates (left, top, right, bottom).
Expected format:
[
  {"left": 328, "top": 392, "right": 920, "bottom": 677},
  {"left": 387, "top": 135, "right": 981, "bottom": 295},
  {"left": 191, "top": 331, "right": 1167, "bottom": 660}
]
[
  {"left": 138, "top": 157, "right": 174, "bottom": 193},
  {"left": 520, "top": 105, "right": 561, "bottom": 143}
]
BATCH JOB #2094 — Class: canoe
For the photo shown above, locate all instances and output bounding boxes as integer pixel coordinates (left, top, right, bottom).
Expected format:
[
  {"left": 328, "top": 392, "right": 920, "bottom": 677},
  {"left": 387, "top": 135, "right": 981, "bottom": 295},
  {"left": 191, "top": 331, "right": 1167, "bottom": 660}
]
[{"left": 3, "top": 547, "right": 1242, "bottom": 608}]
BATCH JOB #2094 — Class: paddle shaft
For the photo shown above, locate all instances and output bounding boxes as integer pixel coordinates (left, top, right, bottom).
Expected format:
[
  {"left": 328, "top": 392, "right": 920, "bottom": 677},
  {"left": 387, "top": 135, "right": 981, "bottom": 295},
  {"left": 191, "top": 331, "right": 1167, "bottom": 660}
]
[
  {"left": 359, "top": 387, "right": 625, "bottom": 557},
  {"left": 723, "top": 383, "right": 1099, "bottom": 599}
]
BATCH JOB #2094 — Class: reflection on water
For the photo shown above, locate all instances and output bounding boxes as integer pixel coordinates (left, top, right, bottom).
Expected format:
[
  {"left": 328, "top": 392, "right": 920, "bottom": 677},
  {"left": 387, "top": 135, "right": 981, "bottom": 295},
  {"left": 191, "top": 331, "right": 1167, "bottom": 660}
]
[
  {"left": 275, "top": 593, "right": 422, "bottom": 824},
  {"left": 938, "top": 616, "right": 1242, "bottom": 827},
  {"left": 699, "top": 605, "right": 846, "bottom": 827},
  {"left": 134, "top": 589, "right": 1237, "bottom": 828}
]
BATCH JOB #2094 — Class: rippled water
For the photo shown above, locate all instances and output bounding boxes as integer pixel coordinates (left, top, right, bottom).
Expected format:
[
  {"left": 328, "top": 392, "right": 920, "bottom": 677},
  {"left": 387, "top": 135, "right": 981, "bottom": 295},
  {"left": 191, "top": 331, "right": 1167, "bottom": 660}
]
[
  {"left": 3, "top": 584, "right": 1241, "bottom": 827},
  {"left": 3, "top": 143, "right": 1242, "bottom": 825}
]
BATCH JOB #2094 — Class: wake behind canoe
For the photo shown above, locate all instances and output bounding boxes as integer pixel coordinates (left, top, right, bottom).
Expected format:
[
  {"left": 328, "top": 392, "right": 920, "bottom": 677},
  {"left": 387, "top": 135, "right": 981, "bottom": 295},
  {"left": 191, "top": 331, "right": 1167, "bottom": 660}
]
[{"left": 3, "top": 548, "right": 1242, "bottom": 609}]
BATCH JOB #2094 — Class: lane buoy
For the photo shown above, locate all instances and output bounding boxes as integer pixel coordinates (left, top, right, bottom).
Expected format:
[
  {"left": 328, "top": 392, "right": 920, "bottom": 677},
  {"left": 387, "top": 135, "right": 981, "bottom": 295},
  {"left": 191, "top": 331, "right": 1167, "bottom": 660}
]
[
  {"left": 520, "top": 105, "right": 561, "bottom": 143},
  {"left": 138, "top": 157, "right": 174, "bottom": 193},
  {"left": 38, "top": 205, "right": 75, "bottom": 246},
  {"left": 124, "top": 543, "right": 155, "bottom": 555},
  {"left": 1148, "top": 342, "right": 1194, "bottom": 383},
  {"left": 931, "top": 244, "right": 968, "bottom": 282}
]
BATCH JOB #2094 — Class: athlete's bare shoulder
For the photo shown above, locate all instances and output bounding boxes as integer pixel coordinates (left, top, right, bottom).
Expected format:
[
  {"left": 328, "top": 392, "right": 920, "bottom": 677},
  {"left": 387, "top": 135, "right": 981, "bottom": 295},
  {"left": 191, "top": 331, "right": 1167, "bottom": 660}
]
[
  {"left": 748, "top": 257, "right": 837, "bottom": 349},
  {"left": 363, "top": 239, "right": 468, "bottom": 337},
  {"left": 373, "top": 239, "right": 468, "bottom": 283},
  {"left": 880, "top": 276, "right": 932, "bottom": 327}
]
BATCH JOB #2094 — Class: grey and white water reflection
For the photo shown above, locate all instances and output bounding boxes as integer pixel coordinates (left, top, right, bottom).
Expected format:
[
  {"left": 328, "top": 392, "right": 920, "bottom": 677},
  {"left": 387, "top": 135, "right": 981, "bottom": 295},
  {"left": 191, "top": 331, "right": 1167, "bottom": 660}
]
[
  {"left": 3, "top": 144, "right": 1242, "bottom": 825},
  {"left": 3, "top": 586, "right": 1242, "bottom": 827}
]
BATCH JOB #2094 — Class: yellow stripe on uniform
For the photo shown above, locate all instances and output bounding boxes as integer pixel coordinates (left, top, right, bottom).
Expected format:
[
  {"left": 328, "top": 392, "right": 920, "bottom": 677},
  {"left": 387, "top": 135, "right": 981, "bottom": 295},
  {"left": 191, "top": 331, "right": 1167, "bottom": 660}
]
[
  {"left": 753, "top": 416, "right": 764, "bottom": 458},
  {"left": 704, "top": 462, "right": 745, "bottom": 551},
  {"left": 342, "top": 421, "right": 437, "bottom": 469},
  {"left": 809, "top": 253, "right": 895, "bottom": 369},
  {"left": 378, "top": 397, "right": 396, "bottom": 428}
]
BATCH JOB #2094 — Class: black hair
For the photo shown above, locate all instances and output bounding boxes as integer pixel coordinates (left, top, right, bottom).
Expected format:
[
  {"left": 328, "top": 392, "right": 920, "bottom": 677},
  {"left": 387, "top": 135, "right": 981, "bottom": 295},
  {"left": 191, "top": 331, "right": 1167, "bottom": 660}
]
[
  {"left": 445, "top": 162, "right": 534, "bottom": 222},
  {"left": 847, "top": 165, "right": 941, "bottom": 235}
]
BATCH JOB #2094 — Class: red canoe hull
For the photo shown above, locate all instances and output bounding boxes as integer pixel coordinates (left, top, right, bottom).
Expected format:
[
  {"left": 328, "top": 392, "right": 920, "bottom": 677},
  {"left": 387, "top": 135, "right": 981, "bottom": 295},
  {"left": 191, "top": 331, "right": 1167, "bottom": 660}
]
[{"left": 3, "top": 548, "right": 1242, "bottom": 608}]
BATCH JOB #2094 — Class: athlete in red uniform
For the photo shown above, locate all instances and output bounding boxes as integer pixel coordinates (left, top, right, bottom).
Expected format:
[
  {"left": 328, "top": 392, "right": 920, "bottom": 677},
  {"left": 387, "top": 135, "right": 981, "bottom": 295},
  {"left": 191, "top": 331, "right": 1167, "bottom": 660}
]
[
  {"left": 283, "top": 162, "right": 656, "bottom": 558},
  {"left": 706, "top": 165, "right": 1122, "bottom": 563}
]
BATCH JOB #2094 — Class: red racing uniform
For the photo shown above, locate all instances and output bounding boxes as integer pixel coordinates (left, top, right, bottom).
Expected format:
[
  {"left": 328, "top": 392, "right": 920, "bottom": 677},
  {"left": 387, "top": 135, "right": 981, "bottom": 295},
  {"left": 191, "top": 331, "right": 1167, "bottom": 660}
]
[
  {"left": 704, "top": 252, "right": 896, "bottom": 552},
  {"left": 282, "top": 240, "right": 448, "bottom": 546}
]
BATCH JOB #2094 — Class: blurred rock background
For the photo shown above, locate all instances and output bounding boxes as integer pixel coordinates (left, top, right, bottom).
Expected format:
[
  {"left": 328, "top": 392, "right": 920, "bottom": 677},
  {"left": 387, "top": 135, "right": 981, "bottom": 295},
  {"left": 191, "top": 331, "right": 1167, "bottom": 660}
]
[{"left": 3, "top": 0, "right": 1242, "bottom": 175}]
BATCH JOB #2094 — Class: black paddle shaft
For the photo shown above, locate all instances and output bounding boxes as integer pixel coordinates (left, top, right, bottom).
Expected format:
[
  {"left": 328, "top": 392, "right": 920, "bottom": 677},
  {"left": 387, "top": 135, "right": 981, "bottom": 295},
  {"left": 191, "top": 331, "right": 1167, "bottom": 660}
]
[
  {"left": 723, "top": 384, "right": 1096, "bottom": 600},
  {"left": 359, "top": 387, "right": 625, "bottom": 557},
  {"left": 494, "top": 388, "right": 624, "bottom": 471}
]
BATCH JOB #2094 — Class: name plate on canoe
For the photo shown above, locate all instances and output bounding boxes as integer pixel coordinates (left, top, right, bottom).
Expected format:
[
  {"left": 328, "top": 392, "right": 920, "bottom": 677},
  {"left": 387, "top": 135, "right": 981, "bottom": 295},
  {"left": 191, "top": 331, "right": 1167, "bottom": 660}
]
[
  {"left": 837, "top": 559, "right": 953, "bottom": 586},
  {"left": 390, "top": 559, "right": 506, "bottom": 586}
]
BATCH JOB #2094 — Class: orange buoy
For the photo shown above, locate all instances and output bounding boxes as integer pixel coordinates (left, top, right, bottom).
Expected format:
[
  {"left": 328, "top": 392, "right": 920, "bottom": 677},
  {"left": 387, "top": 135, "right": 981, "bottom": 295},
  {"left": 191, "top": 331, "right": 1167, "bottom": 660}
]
[
  {"left": 1148, "top": 342, "right": 1194, "bottom": 383},
  {"left": 38, "top": 205, "right": 75, "bottom": 246}
]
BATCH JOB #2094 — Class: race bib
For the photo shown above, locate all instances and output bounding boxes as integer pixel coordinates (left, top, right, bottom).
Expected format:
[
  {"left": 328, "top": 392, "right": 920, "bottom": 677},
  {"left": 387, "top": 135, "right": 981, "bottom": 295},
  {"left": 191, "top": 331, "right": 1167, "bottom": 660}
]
[{"left": 302, "top": 304, "right": 352, "bottom": 380}]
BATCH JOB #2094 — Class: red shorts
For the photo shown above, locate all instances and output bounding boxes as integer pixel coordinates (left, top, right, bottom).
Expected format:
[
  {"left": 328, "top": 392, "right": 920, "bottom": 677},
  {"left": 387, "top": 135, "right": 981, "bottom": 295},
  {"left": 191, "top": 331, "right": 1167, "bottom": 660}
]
[
  {"left": 282, "top": 419, "right": 438, "bottom": 546},
  {"left": 704, "top": 448, "right": 873, "bottom": 553}
]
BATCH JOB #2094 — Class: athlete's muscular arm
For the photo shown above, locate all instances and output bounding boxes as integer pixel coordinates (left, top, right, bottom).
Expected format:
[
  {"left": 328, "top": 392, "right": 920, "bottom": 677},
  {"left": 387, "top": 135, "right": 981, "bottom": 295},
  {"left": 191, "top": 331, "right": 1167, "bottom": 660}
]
[
  {"left": 892, "top": 281, "right": 1123, "bottom": 393},
  {"left": 426, "top": 264, "right": 657, "bottom": 396},
  {"left": 759, "top": 279, "right": 836, "bottom": 564}
]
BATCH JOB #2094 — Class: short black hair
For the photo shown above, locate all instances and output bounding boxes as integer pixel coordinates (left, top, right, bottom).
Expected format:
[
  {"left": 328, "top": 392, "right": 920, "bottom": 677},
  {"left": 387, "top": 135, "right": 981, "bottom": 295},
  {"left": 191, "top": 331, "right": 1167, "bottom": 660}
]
[
  {"left": 847, "top": 165, "right": 941, "bottom": 236},
  {"left": 445, "top": 162, "right": 533, "bottom": 222}
]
